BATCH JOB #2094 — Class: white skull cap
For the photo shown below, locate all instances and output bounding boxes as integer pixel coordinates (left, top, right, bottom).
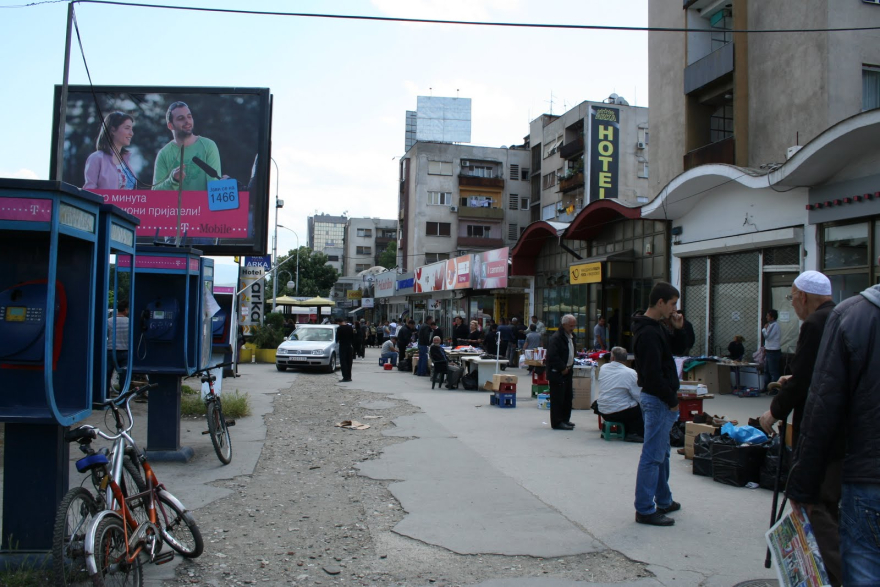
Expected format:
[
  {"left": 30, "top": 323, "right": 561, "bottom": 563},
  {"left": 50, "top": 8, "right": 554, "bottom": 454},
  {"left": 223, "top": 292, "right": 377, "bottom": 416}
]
[{"left": 793, "top": 270, "right": 832, "bottom": 296}]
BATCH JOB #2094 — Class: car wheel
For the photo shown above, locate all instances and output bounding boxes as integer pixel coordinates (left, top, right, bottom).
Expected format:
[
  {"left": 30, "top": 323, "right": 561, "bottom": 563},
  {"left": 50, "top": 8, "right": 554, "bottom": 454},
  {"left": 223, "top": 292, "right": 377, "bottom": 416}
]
[
  {"left": 325, "top": 354, "right": 337, "bottom": 374},
  {"left": 276, "top": 364, "right": 287, "bottom": 372}
]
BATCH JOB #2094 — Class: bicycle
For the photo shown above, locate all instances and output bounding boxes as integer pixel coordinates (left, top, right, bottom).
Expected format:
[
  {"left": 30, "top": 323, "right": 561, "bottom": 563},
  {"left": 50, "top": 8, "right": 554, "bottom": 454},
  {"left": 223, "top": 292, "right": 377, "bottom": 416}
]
[
  {"left": 62, "top": 384, "right": 204, "bottom": 586},
  {"left": 191, "top": 362, "right": 235, "bottom": 465}
]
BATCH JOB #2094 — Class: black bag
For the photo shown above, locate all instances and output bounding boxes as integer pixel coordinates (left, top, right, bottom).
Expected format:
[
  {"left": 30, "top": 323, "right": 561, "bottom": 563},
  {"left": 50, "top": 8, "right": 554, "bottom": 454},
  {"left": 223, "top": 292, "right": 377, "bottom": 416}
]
[
  {"left": 398, "top": 357, "right": 412, "bottom": 372},
  {"left": 692, "top": 432, "right": 714, "bottom": 477},
  {"left": 446, "top": 365, "right": 464, "bottom": 389},
  {"left": 669, "top": 421, "right": 686, "bottom": 448},
  {"left": 759, "top": 435, "right": 793, "bottom": 490},
  {"left": 711, "top": 435, "right": 767, "bottom": 487},
  {"left": 462, "top": 371, "right": 478, "bottom": 390}
]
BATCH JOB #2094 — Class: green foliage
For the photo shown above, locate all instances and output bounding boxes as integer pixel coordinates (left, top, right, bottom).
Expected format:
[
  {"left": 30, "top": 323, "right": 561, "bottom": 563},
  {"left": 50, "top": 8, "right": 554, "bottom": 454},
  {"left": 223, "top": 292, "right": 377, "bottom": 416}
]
[
  {"left": 264, "top": 312, "right": 285, "bottom": 330},
  {"left": 106, "top": 265, "right": 131, "bottom": 309},
  {"left": 266, "top": 246, "right": 339, "bottom": 298},
  {"left": 0, "top": 546, "right": 50, "bottom": 586},
  {"left": 377, "top": 241, "right": 397, "bottom": 269},
  {"left": 251, "top": 323, "right": 285, "bottom": 349},
  {"left": 180, "top": 388, "right": 251, "bottom": 419}
]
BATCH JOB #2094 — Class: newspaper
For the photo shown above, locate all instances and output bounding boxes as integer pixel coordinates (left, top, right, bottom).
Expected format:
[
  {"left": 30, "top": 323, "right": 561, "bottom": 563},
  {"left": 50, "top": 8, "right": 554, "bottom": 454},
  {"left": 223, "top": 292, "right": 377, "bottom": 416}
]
[{"left": 765, "top": 506, "right": 831, "bottom": 587}]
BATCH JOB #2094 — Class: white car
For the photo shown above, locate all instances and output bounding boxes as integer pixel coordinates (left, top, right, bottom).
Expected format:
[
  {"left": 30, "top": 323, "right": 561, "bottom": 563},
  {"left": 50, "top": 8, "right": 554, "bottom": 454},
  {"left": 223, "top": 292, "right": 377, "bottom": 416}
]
[{"left": 276, "top": 324, "right": 339, "bottom": 373}]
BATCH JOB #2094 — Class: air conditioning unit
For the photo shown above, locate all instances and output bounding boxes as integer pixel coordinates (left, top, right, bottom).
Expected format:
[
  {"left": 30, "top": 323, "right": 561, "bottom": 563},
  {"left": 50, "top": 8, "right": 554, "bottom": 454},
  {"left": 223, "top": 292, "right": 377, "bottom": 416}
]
[
  {"left": 461, "top": 160, "right": 469, "bottom": 167},
  {"left": 450, "top": 205, "right": 459, "bottom": 212},
  {"left": 637, "top": 142, "right": 646, "bottom": 150}
]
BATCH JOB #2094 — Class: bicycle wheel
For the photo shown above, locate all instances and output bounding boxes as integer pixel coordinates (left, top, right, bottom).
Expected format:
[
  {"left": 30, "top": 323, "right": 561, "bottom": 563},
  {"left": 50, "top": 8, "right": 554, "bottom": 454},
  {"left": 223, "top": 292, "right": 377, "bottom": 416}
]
[
  {"left": 121, "top": 458, "right": 150, "bottom": 528},
  {"left": 206, "top": 399, "right": 232, "bottom": 465},
  {"left": 90, "top": 516, "right": 143, "bottom": 587},
  {"left": 52, "top": 486, "right": 98, "bottom": 586},
  {"left": 156, "top": 491, "right": 203, "bottom": 558}
]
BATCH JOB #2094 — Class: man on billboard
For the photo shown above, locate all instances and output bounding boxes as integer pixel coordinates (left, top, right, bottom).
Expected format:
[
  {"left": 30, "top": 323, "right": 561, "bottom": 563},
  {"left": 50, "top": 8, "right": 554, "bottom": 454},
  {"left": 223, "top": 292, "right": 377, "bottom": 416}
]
[{"left": 153, "top": 101, "right": 225, "bottom": 190}]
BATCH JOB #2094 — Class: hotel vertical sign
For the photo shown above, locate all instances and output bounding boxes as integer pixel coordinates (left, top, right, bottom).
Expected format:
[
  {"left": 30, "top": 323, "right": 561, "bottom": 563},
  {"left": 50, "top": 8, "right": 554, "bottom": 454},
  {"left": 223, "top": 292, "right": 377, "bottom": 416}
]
[{"left": 589, "top": 105, "right": 620, "bottom": 202}]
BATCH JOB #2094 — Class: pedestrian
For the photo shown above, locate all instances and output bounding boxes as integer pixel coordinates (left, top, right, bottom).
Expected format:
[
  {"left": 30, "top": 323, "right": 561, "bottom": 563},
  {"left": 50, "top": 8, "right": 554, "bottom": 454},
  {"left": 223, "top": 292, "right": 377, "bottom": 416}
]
[
  {"left": 513, "top": 316, "right": 527, "bottom": 350},
  {"left": 597, "top": 346, "right": 644, "bottom": 441},
  {"left": 367, "top": 321, "right": 377, "bottom": 348},
  {"left": 677, "top": 310, "right": 696, "bottom": 356},
  {"left": 107, "top": 300, "right": 130, "bottom": 394},
  {"left": 430, "top": 319, "right": 443, "bottom": 343},
  {"left": 335, "top": 317, "right": 354, "bottom": 382},
  {"left": 727, "top": 335, "right": 745, "bottom": 361},
  {"left": 451, "top": 316, "right": 469, "bottom": 348},
  {"left": 786, "top": 266, "right": 880, "bottom": 587},
  {"left": 761, "top": 309, "right": 782, "bottom": 391},
  {"left": 416, "top": 317, "right": 434, "bottom": 376},
  {"left": 429, "top": 336, "right": 449, "bottom": 389},
  {"left": 759, "top": 270, "right": 841, "bottom": 583},
  {"left": 523, "top": 324, "right": 541, "bottom": 352},
  {"left": 546, "top": 314, "right": 577, "bottom": 430},
  {"left": 497, "top": 318, "right": 512, "bottom": 359},
  {"left": 631, "top": 282, "right": 689, "bottom": 526},
  {"left": 482, "top": 322, "right": 499, "bottom": 355},
  {"left": 593, "top": 317, "right": 607, "bottom": 350},
  {"left": 467, "top": 320, "right": 483, "bottom": 347},
  {"left": 380, "top": 336, "right": 399, "bottom": 367},
  {"left": 506, "top": 318, "right": 521, "bottom": 365}
]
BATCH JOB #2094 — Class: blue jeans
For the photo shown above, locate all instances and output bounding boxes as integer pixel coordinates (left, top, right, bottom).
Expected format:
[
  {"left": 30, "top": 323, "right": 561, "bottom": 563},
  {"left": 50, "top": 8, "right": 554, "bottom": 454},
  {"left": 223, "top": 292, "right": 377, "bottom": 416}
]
[
  {"left": 634, "top": 393, "right": 679, "bottom": 515},
  {"left": 417, "top": 345, "right": 429, "bottom": 375},
  {"left": 765, "top": 349, "right": 782, "bottom": 390},
  {"left": 839, "top": 483, "right": 880, "bottom": 585},
  {"left": 381, "top": 351, "right": 398, "bottom": 366}
]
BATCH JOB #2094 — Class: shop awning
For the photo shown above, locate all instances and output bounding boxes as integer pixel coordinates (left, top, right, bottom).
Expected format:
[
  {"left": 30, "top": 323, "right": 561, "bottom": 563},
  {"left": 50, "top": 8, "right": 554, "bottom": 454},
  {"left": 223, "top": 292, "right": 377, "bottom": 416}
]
[
  {"left": 571, "top": 250, "right": 635, "bottom": 266},
  {"left": 348, "top": 307, "right": 366, "bottom": 315},
  {"left": 570, "top": 250, "right": 635, "bottom": 283}
]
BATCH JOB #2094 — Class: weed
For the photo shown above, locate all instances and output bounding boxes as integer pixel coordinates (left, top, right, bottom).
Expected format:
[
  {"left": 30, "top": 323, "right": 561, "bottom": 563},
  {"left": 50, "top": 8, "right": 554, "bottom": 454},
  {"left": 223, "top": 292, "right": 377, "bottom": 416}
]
[{"left": 180, "top": 390, "right": 251, "bottom": 419}]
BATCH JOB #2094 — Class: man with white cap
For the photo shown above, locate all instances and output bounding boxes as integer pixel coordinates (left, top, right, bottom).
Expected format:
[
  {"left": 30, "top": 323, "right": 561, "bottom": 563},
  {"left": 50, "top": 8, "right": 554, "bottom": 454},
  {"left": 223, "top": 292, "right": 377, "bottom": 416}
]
[{"left": 759, "top": 270, "right": 841, "bottom": 585}]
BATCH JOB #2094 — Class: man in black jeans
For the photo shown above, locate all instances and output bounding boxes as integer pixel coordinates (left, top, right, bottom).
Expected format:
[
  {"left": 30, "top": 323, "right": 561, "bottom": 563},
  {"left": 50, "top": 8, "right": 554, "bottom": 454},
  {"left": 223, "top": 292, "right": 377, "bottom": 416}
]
[
  {"left": 547, "top": 314, "right": 577, "bottom": 430},
  {"left": 336, "top": 318, "right": 354, "bottom": 382}
]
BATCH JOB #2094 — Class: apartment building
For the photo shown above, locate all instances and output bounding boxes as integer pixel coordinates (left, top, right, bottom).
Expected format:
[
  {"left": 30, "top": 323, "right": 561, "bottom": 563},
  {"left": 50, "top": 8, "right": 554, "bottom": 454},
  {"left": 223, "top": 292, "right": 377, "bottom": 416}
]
[
  {"left": 343, "top": 217, "right": 397, "bottom": 276},
  {"left": 307, "top": 214, "right": 346, "bottom": 273},
  {"left": 397, "top": 142, "right": 531, "bottom": 271}
]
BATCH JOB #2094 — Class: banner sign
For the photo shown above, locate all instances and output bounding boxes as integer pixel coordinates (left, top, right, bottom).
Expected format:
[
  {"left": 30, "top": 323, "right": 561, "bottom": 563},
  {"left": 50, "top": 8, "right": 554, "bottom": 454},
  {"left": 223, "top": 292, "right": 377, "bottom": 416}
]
[
  {"left": 362, "top": 298, "right": 374, "bottom": 308},
  {"left": 589, "top": 105, "right": 620, "bottom": 202},
  {"left": 570, "top": 261, "right": 602, "bottom": 284},
  {"left": 347, "top": 289, "right": 363, "bottom": 300},
  {"left": 239, "top": 265, "right": 264, "bottom": 336},
  {"left": 471, "top": 247, "right": 509, "bottom": 289},
  {"left": 446, "top": 254, "right": 472, "bottom": 289},
  {"left": 375, "top": 271, "right": 396, "bottom": 298},
  {"left": 244, "top": 255, "right": 271, "bottom": 270},
  {"left": 396, "top": 272, "right": 415, "bottom": 295},
  {"left": 415, "top": 261, "right": 447, "bottom": 293}
]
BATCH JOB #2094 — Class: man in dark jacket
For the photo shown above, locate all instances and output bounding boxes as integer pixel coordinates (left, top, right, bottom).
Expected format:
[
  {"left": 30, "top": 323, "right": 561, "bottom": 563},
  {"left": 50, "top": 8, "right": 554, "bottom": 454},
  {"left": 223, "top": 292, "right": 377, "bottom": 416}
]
[
  {"left": 451, "top": 316, "right": 469, "bottom": 348},
  {"left": 416, "top": 317, "right": 434, "bottom": 376},
  {"left": 757, "top": 271, "right": 840, "bottom": 584},
  {"left": 395, "top": 320, "right": 414, "bottom": 371},
  {"left": 787, "top": 275, "right": 880, "bottom": 586},
  {"left": 546, "top": 314, "right": 577, "bottom": 430},
  {"left": 336, "top": 318, "right": 354, "bottom": 382},
  {"left": 483, "top": 322, "right": 499, "bottom": 356},
  {"left": 429, "top": 336, "right": 449, "bottom": 389},
  {"left": 631, "top": 282, "right": 688, "bottom": 527}
]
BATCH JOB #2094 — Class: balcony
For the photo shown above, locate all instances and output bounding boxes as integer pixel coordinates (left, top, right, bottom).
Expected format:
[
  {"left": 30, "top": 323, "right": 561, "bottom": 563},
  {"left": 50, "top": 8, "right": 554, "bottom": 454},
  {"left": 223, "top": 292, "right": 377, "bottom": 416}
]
[
  {"left": 684, "top": 42, "right": 734, "bottom": 95},
  {"left": 458, "top": 206, "right": 504, "bottom": 221},
  {"left": 558, "top": 171, "right": 585, "bottom": 193},
  {"left": 559, "top": 136, "right": 584, "bottom": 160},
  {"left": 683, "top": 136, "right": 735, "bottom": 170},
  {"left": 457, "top": 236, "right": 505, "bottom": 249},
  {"left": 458, "top": 175, "right": 504, "bottom": 190},
  {"left": 375, "top": 235, "right": 395, "bottom": 248}
]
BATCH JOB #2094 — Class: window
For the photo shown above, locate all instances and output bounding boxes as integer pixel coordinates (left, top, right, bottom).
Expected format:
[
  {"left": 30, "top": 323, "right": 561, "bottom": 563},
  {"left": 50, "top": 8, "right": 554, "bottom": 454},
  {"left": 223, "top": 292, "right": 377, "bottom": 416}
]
[
  {"left": 542, "top": 171, "right": 557, "bottom": 190},
  {"left": 356, "top": 228, "right": 372, "bottom": 238},
  {"left": 428, "top": 161, "right": 453, "bottom": 175},
  {"left": 462, "top": 164, "right": 496, "bottom": 178},
  {"left": 541, "top": 203, "right": 556, "bottom": 221},
  {"left": 461, "top": 195, "right": 494, "bottom": 208},
  {"left": 327, "top": 255, "right": 339, "bottom": 262},
  {"left": 710, "top": 104, "right": 734, "bottom": 143},
  {"left": 356, "top": 246, "right": 372, "bottom": 255},
  {"left": 638, "top": 162, "right": 649, "bottom": 179},
  {"left": 379, "top": 229, "right": 396, "bottom": 239},
  {"left": 508, "top": 193, "right": 519, "bottom": 210},
  {"left": 425, "top": 252, "right": 450, "bottom": 264},
  {"left": 426, "top": 222, "right": 451, "bottom": 237},
  {"left": 824, "top": 223, "right": 869, "bottom": 269},
  {"left": 427, "top": 191, "right": 452, "bottom": 206},
  {"left": 355, "top": 264, "right": 370, "bottom": 272},
  {"left": 509, "top": 164, "right": 519, "bottom": 180},
  {"left": 521, "top": 167, "right": 530, "bottom": 181},
  {"left": 863, "top": 66, "right": 880, "bottom": 111},
  {"left": 520, "top": 197, "right": 530, "bottom": 210},
  {"left": 508, "top": 224, "right": 518, "bottom": 241},
  {"left": 466, "top": 225, "right": 491, "bottom": 238},
  {"left": 709, "top": 8, "right": 732, "bottom": 52}
]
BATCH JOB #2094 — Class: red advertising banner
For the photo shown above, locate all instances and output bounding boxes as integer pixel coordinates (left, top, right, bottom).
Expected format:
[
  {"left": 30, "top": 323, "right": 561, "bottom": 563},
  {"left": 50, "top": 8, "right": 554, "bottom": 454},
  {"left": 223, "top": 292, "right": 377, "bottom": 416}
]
[
  {"left": 446, "top": 254, "right": 472, "bottom": 289},
  {"left": 471, "top": 247, "right": 509, "bottom": 289},
  {"left": 414, "top": 261, "right": 446, "bottom": 293}
]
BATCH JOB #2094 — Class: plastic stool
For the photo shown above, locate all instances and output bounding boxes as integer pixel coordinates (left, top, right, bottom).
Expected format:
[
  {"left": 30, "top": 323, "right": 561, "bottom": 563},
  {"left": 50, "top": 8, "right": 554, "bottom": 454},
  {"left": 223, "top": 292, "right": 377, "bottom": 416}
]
[{"left": 602, "top": 420, "right": 626, "bottom": 441}]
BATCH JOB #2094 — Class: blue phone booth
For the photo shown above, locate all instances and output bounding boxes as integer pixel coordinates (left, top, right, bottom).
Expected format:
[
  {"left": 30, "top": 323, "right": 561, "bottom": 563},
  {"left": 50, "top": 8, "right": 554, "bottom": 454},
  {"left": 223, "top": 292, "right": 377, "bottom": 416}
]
[
  {"left": 211, "top": 284, "right": 237, "bottom": 375},
  {"left": 124, "top": 246, "right": 207, "bottom": 461},
  {"left": 94, "top": 205, "right": 139, "bottom": 405},
  {"left": 0, "top": 179, "right": 102, "bottom": 552}
]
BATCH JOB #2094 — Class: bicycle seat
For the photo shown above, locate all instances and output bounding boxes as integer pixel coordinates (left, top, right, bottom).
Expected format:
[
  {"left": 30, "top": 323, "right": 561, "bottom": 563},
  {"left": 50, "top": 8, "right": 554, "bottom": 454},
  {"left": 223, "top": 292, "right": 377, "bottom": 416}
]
[{"left": 76, "top": 452, "right": 109, "bottom": 474}]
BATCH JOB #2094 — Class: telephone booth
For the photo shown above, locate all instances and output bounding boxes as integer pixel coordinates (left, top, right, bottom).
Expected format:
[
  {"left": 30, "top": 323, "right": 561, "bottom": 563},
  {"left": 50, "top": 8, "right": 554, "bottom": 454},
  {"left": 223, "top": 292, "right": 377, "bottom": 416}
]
[
  {"left": 211, "top": 284, "right": 238, "bottom": 375},
  {"left": 93, "top": 204, "right": 139, "bottom": 405},
  {"left": 0, "top": 179, "right": 102, "bottom": 551},
  {"left": 124, "top": 246, "right": 207, "bottom": 461}
]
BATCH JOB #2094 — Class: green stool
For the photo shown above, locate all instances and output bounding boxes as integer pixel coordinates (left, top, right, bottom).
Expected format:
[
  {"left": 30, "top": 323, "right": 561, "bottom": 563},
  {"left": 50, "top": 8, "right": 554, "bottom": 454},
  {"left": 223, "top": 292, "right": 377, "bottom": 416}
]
[{"left": 602, "top": 420, "right": 626, "bottom": 441}]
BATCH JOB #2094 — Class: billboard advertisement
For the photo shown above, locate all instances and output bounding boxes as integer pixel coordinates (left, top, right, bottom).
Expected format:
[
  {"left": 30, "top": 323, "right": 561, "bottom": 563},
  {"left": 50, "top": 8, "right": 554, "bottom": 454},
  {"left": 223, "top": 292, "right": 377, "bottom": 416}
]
[
  {"left": 414, "top": 261, "right": 446, "bottom": 293},
  {"left": 375, "top": 271, "right": 396, "bottom": 298},
  {"left": 445, "top": 254, "right": 472, "bottom": 289},
  {"left": 471, "top": 247, "right": 509, "bottom": 289},
  {"left": 50, "top": 85, "right": 272, "bottom": 255},
  {"left": 588, "top": 105, "right": 620, "bottom": 202}
]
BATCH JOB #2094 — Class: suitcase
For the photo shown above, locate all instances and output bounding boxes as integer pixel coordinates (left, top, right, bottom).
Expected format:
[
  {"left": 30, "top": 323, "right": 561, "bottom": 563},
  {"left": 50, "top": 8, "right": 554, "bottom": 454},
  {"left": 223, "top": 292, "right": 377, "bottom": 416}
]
[{"left": 445, "top": 365, "right": 464, "bottom": 389}]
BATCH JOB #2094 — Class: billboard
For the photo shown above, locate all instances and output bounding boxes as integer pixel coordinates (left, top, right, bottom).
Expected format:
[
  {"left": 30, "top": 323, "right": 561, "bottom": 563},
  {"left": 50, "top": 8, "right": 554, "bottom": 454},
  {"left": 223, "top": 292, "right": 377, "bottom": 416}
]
[
  {"left": 50, "top": 85, "right": 272, "bottom": 255},
  {"left": 446, "top": 254, "right": 472, "bottom": 289},
  {"left": 416, "top": 96, "right": 471, "bottom": 143},
  {"left": 471, "top": 247, "right": 509, "bottom": 289},
  {"left": 375, "top": 272, "right": 396, "bottom": 298},
  {"left": 588, "top": 105, "right": 620, "bottom": 202},
  {"left": 414, "top": 261, "right": 446, "bottom": 293}
]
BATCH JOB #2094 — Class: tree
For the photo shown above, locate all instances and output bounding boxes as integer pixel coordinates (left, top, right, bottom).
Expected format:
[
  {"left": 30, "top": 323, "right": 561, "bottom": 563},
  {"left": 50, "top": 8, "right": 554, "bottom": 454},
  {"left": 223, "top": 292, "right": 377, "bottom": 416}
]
[
  {"left": 377, "top": 241, "right": 397, "bottom": 270},
  {"left": 266, "top": 246, "right": 339, "bottom": 298}
]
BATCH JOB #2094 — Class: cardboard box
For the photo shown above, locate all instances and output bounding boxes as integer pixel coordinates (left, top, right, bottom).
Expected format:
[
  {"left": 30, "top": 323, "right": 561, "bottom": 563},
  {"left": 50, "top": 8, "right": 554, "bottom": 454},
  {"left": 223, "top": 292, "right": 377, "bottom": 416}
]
[
  {"left": 525, "top": 359, "right": 544, "bottom": 366},
  {"left": 572, "top": 377, "right": 592, "bottom": 410},
  {"left": 685, "top": 363, "right": 732, "bottom": 395},
  {"left": 685, "top": 422, "right": 717, "bottom": 459},
  {"left": 492, "top": 374, "right": 518, "bottom": 387}
]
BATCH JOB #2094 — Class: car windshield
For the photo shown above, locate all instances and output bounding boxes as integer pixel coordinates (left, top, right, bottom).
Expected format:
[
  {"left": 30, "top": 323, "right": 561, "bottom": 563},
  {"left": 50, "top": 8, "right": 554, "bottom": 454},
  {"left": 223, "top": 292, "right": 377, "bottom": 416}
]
[{"left": 291, "top": 328, "right": 334, "bottom": 342}]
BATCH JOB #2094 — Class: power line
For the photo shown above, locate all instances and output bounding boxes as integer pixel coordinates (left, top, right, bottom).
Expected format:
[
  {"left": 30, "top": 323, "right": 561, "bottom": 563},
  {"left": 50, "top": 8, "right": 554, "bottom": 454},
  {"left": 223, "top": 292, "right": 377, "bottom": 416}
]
[{"left": 24, "top": 0, "right": 880, "bottom": 34}]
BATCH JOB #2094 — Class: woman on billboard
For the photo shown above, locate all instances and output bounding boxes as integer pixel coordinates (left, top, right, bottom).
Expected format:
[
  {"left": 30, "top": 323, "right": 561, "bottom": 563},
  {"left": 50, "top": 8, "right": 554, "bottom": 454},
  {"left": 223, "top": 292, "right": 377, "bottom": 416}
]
[{"left": 83, "top": 111, "right": 137, "bottom": 190}]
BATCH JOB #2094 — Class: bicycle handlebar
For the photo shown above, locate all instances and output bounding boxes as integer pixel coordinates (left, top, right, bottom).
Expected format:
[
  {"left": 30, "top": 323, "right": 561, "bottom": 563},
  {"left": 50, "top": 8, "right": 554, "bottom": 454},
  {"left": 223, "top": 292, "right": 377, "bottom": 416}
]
[{"left": 190, "top": 361, "right": 234, "bottom": 376}]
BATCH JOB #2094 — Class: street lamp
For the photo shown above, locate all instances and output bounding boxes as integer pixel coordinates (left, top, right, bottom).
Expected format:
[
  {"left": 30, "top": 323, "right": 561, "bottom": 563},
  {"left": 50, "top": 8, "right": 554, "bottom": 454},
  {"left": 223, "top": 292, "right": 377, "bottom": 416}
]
[
  {"left": 277, "top": 224, "right": 300, "bottom": 299},
  {"left": 271, "top": 158, "right": 283, "bottom": 312}
]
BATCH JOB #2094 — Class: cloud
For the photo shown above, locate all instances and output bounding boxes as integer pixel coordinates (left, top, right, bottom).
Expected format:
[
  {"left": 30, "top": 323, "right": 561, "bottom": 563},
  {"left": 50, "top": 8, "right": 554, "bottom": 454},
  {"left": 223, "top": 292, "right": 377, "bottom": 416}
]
[{"left": 0, "top": 168, "right": 40, "bottom": 180}]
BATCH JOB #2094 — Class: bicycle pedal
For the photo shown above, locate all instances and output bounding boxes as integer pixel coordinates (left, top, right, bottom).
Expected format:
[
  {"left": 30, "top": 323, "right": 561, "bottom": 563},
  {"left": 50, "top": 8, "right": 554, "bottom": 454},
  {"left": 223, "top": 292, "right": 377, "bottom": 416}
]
[
  {"left": 153, "top": 551, "right": 175, "bottom": 565},
  {"left": 226, "top": 420, "right": 236, "bottom": 427}
]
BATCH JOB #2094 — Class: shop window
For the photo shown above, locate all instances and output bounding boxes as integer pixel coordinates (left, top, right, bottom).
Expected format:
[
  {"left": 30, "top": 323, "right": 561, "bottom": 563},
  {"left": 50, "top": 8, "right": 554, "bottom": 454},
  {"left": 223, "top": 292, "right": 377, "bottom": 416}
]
[
  {"left": 824, "top": 223, "right": 869, "bottom": 269},
  {"left": 829, "top": 273, "right": 870, "bottom": 304},
  {"left": 710, "top": 251, "right": 760, "bottom": 357}
]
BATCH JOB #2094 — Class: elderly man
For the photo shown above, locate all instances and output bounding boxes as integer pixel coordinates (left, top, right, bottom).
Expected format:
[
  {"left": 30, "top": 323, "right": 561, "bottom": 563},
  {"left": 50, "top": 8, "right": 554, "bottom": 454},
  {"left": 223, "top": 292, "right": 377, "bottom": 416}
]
[
  {"left": 380, "top": 336, "right": 399, "bottom": 367},
  {"left": 547, "top": 314, "right": 577, "bottom": 430},
  {"left": 597, "top": 347, "right": 643, "bottom": 441},
  {"left": 429, "top": 336, "right": 449, "bottom": 389}
]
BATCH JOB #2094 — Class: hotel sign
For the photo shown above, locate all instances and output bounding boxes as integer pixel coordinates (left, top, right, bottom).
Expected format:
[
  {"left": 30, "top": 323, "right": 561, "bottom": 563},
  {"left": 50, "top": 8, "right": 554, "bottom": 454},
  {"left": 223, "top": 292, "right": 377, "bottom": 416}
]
[
  {"left": 588, "top": 105, "right": 620, "bottom": 202},
  {"left": 570, "top": 262, "right": 602, "bottom": 284}
]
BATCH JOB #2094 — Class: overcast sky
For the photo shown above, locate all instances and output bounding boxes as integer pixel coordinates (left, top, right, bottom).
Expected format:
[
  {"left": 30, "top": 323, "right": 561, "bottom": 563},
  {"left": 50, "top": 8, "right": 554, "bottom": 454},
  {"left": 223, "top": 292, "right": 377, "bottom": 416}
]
[{"left": 0, "top": 0, "right": 649, "bottom": 284}]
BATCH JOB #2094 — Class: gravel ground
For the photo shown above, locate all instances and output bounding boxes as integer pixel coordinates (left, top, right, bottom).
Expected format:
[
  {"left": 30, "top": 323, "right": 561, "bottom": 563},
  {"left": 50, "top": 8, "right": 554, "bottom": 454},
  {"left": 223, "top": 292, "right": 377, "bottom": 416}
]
[{"left": 166, "top": 370, "right": 649, "bottom": 587}]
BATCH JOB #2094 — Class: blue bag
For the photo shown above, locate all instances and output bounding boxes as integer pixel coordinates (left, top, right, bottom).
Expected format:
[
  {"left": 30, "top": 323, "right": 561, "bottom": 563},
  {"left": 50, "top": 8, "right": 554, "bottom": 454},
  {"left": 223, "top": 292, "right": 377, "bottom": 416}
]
[{"left": 720, "top": 422, "right": 768, "bottom": 445}]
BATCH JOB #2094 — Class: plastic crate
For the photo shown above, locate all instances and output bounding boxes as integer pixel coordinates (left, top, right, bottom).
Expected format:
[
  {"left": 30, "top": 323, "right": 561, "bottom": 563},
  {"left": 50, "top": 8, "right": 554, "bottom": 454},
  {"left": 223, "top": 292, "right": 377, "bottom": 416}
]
[
  {"left": 532, "top": 371, "right": 548, "bottom": 385},
  {"left": 531, "top": 384, "right": 550, "bottom": 397},
  {"left": 491, "top": 391, "right": 516, "bottom": 408}
]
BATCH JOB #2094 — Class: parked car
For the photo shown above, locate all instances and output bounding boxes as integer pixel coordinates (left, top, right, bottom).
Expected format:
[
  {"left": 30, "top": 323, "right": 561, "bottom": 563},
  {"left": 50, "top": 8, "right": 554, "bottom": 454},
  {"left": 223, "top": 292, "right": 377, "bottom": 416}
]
[{"left": 276, "top": 324, "right": 339, "bottom": 373}]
